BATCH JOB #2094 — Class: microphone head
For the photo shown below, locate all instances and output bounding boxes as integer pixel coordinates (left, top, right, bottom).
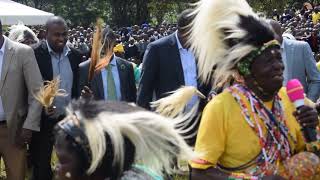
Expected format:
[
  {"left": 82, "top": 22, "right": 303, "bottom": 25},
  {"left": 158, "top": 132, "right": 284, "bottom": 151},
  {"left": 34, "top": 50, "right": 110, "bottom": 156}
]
[{"left": 286, "top": 79, "right": 305, "bottom": 107}]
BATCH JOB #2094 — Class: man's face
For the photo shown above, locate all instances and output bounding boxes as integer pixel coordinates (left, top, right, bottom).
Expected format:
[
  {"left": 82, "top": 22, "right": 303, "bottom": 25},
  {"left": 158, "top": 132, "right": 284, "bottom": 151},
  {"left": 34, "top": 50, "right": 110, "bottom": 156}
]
[{"left": 46, "top": 23, "right": 68, "bottom": 53}]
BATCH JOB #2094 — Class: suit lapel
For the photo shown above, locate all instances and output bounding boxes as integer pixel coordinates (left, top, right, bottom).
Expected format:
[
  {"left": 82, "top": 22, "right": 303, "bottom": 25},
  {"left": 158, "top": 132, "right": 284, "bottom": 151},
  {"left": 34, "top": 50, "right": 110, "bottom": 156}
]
[
  {"left": 169, "top": 34, "right": 185, "bottom": 85},
  {"left": 0, "top": 39, "right": 14, "bottom": 92},
  {"left": 93, "top": 71, "right": 105, "bottom": 99},
  {"left": 41, "top": 42, "right": 53, "bottom": 81},
  {"left": 116, "top": 58, "right": 126, "bottom": 101}
]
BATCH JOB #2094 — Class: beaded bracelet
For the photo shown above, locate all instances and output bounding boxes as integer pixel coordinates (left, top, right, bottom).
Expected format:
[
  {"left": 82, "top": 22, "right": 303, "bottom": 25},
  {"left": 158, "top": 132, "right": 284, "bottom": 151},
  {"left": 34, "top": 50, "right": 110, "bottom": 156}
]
[
  {"left": 227, "top": 172, "right": 259, "bottom": 180},
  {"left": 306, "top": 141, "right": 320, "bottom": 152}
]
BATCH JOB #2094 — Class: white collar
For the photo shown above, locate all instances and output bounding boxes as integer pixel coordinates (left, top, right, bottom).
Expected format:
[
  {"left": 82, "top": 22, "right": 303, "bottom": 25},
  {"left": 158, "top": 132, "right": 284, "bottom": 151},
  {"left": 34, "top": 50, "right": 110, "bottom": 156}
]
[
  {"left": 0, "top": 36, "right": 7, "bottom": 54},
  {"left": 175, "top": 31, "right": 184, "bottom": 50}
]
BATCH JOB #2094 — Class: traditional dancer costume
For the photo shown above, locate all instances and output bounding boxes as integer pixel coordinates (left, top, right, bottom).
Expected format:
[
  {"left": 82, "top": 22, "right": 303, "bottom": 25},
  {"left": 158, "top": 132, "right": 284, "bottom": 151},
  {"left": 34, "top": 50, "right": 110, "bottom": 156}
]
[{"left": 152, "top": 0, "right": 320, "bottom": 179}]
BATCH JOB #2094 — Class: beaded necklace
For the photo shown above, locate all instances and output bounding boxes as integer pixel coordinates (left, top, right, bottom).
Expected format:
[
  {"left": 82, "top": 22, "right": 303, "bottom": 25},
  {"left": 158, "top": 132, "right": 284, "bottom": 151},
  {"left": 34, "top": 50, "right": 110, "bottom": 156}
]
[{"left": 227, "top": 84, "right": 295, "bottom": 176}]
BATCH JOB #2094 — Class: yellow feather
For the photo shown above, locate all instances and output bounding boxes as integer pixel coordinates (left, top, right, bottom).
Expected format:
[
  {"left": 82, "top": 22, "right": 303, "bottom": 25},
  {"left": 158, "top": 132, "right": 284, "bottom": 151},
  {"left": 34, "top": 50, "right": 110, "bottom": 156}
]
[{"left": 34, "top": 76, "right": 67, "bottom": 109}]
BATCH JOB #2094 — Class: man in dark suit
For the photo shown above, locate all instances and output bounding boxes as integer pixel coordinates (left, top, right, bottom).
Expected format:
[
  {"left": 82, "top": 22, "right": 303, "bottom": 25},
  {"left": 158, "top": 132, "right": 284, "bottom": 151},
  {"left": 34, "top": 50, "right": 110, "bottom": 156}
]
[
  {"left": 79, "top": 27, "right": 136, "bottom": 102},
  {"left": 137, "top": 10, "right": 211, "bottom": 145},
  {"left": 137, "top": 10, "right": 210, "bottom": 109},
  {"left": 30, "top": 16, "right": 81, "bottom": 180}
]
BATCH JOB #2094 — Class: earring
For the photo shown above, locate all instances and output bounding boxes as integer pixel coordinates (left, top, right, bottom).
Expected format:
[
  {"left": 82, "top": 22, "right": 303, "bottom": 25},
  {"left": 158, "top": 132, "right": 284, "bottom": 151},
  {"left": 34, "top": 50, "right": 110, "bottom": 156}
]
[{"left": 65, "top": 172, "right": 72, "bottom": 179}]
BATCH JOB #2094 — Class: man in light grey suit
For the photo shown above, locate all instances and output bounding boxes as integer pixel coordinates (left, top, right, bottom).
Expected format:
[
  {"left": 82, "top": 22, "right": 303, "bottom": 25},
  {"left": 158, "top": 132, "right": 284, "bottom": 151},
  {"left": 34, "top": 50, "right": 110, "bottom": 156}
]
[
  {"left": 0, "top": 20, "right": 42, "bottom": 180},
  {"left": 271, "top": 20, "right": 320, "bottom": 102}
]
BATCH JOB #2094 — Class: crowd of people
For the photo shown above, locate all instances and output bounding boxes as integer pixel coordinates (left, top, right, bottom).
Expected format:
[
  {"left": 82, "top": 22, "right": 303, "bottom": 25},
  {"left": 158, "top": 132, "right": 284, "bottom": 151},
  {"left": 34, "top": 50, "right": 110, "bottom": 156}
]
[
  {"left": 2, "top": 0, "right": 320, "bottom": 180},
  {"left": 5, "top": 22, "right": 178, "bottom": 64},
  {"left": 274, "top": 3, "right": 320, "bottom": 61}
]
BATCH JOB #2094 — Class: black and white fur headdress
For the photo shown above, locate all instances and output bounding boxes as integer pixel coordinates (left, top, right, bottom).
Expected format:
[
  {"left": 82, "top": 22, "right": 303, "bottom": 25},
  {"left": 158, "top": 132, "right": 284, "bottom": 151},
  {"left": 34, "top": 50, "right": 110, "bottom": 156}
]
[
  {"left": 190, "top": 0, "right": 276, "bottom": 86},
  {"left": 57, "top": 100, "right": 194, "bottom": 178}
]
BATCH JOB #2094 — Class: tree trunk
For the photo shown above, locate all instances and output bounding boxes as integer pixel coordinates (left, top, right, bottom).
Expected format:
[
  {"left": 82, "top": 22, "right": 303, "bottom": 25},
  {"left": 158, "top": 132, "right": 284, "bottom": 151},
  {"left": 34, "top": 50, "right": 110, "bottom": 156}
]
[{"left": 134, "top": 0, "right": 149, "bottom": 25}]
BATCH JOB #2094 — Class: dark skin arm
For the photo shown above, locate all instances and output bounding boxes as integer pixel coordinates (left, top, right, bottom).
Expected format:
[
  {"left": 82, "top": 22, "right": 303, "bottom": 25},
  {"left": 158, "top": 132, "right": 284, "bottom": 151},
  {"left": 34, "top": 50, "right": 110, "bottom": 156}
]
[
  {"left": 191, "top": 168, "right": 228, "bottom": 180},
  {"left": 294, "top": 105, "right": 320, "bottom": 156},
  {"left": 191, "top": 167, "right": 285, "bottom": 180},
  {"left": 293, "top": 105, "right": 319, "bottom": 129}
]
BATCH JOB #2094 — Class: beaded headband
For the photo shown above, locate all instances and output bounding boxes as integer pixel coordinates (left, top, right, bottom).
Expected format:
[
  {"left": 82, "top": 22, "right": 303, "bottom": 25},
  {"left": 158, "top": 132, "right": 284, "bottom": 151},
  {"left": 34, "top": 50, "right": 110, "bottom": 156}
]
[
  {"left": 237, "top": 40, "right": 280, "bottom": 76},
  {"left": 57, "top": 113, "right": 92, "bottom": 166}
]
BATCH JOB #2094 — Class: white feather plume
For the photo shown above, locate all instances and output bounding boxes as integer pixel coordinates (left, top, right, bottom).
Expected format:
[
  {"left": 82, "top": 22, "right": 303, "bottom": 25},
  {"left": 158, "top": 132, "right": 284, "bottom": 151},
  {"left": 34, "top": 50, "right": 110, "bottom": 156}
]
[
  {"left": 189, "top": 0, "right": 258, "bottom": 87},
  {"left": 150, "top": 86, "right": 205, "bottom": 118},
  {"left": 8, "top": 23, "right": 39, "bottom": 43},
  {"left": 103, "top": 112, "right": 195, "bottom": 176}
]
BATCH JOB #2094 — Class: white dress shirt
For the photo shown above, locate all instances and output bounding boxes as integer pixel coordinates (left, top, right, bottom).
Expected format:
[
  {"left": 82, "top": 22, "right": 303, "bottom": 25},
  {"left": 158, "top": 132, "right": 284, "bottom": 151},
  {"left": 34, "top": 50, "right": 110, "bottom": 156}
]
[
  {"left": 101, "top": 55, "right": 122, "bottom": 101},
  {"left": 175, "top": 31, "right": 198, "bottom": 110}
]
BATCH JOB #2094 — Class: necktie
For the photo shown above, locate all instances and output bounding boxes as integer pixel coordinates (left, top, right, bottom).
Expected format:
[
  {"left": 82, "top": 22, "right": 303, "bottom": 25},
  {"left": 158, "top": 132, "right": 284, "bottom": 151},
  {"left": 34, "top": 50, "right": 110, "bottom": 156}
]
[{"left": 106, "top": 64, "right": 117, "bottom": 100}]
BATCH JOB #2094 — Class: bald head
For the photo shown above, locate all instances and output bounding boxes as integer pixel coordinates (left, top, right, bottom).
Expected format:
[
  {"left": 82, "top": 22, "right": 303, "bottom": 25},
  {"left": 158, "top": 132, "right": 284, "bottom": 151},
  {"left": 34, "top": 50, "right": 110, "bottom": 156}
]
[
  {"left": 45, "top": 16, "right": 68, "bottom": 53},
  {"left": 269, "top": 20, "right": 283, "bottom": 44},
  {"left": 45, "top": 16, "right": 67, "bottom": 32}
]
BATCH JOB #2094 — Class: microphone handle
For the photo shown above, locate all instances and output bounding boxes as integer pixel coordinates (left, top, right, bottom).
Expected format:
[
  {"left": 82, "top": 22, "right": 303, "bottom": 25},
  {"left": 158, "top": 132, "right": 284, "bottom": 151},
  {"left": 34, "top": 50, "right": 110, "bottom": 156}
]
[
  {"left": 302, "top": 127, "right": 318, "bottom": 142},
  {"left": 296, "top": 106, "right": 318, "bottom": 143}
]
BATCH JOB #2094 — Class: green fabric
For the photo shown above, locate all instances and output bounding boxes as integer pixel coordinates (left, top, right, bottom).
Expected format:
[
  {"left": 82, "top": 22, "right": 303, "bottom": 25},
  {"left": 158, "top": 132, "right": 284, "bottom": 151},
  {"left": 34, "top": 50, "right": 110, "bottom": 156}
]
[
  {"left": 132, "top": 164, "right": 163, "bottom": 180},
  {"left": 106, "top": 64, "right": 117, "bottom": 100},
  {"left": 134, "top": 66, "right": 141, "bottom": 85}
]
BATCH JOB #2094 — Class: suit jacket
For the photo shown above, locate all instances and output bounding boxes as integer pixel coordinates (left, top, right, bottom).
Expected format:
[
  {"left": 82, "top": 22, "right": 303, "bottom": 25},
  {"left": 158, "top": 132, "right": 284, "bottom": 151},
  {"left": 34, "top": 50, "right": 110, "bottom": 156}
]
[
  {"left": 79, "top": 56, "right": 137, "bottom": 102},
  {"left": 32, "top": 41, "right": 81, "bottom": 126},
  {"left": 2, "top": 37, "right": 43, "bottom": 142},
  {"left": 33, "top": 41, "right": 81, "bottom": 99},
  {"left": 283, "top": 38, "right": 320, "bottom": 102},
  {"left": 137, "top": 33, "right": 211, "bottom": 110}
]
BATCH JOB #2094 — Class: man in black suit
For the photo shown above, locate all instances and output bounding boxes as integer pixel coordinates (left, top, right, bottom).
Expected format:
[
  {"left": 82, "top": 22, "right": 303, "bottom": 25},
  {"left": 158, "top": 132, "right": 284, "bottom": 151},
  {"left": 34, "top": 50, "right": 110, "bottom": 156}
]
[
  {"left": 30, "top": 16, "right": 81, "bottom": 180},
  {"left": 137, "top": 10, "right": 211, "bottom": 144},
  {"left": 79, "top": 27, "right": 136, "bottom": 102},
  {"left": 137, "top": 10, "right": 210, "bottom": 110}
]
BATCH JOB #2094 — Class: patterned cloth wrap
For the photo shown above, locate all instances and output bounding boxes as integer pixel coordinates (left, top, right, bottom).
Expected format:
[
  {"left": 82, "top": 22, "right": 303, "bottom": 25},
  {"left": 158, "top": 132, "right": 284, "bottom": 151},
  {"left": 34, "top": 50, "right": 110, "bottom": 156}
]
[{"left": 280, "top": 152, "right": 320, "bottom": 180}]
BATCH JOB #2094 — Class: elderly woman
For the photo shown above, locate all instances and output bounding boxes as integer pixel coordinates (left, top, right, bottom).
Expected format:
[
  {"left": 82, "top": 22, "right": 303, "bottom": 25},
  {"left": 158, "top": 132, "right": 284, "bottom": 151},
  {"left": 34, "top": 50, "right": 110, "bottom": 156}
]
[
  {"left": 151, "top": 0, "right": 320, "bottom": 179},
  {"left": 54, "top": 99, "right": 193, "bottom": 180},
  {"left": 8, "top": 23, "right": 39, "bottom": 45}
]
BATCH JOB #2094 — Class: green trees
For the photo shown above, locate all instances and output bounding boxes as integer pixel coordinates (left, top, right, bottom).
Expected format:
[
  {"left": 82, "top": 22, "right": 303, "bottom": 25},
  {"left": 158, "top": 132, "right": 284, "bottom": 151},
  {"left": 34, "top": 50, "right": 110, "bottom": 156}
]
[
  {"left": 13, "top": 0, "right": 317, "bottom": 27},
  {"left": 13, "top": 0, "right": 192, "bottom": 27}
]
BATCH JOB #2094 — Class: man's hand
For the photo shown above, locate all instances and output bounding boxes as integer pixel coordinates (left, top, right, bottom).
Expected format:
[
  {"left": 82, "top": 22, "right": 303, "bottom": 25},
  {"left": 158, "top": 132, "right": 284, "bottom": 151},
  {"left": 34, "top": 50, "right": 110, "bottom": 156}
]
[
  {"left": 16, "top": 128, "right": 32, "bottom": 148},
  {"left": 81, "top": 86, "right": 94, "bottom": 100},
  {"left": 45, "top": 106, "right": 56, "bottom": 117},
  {"left": 293, "top": 105, "right": 319, "bottom": 128}
]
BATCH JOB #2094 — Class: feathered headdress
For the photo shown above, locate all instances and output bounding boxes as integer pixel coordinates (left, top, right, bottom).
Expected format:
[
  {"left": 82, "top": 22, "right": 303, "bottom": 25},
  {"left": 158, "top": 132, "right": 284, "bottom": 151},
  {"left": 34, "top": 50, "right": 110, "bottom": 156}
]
[
  {"left": 190, "top": 0, "right": 277, "bottom": 86},
  {"left": 152, "top": 0, "right": 278, "bottom": 117},
  {"left": 57, "top": 100, "right": 194, "bottom": 178}
]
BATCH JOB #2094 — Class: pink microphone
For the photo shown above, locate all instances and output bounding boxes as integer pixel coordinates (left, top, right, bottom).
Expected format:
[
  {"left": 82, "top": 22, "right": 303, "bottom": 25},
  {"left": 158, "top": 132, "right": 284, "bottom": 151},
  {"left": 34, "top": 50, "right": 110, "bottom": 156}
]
[
  {"left": 286, "top": 79, "right": 316, "bottom": 142},
  {"left": 286, "top": 79, "right": 305, "bottom": 108}
]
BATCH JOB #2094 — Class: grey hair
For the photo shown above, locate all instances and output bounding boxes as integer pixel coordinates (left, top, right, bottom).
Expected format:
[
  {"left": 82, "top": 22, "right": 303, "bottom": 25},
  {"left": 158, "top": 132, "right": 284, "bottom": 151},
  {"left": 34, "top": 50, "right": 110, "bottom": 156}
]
[{"left": 8, "top": 23, "right": 39, "bottom": 43}]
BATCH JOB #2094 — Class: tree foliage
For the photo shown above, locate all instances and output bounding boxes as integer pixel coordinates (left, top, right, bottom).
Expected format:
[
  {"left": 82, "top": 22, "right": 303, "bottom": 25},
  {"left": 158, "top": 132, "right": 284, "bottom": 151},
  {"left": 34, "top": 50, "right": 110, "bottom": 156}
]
[{"left": 12, "top": 0, "right": 318, "bottom": 27}]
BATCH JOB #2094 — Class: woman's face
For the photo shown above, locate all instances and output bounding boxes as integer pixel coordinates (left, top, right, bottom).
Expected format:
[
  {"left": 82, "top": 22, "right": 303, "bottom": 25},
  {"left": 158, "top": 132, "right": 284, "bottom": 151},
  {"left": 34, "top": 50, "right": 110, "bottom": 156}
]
[
  {"left": 55, "top": 133, "right": 83, "bottom": 180},
  {"left": 249, "top": 46, "right": 284, "bottom": 95}
]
